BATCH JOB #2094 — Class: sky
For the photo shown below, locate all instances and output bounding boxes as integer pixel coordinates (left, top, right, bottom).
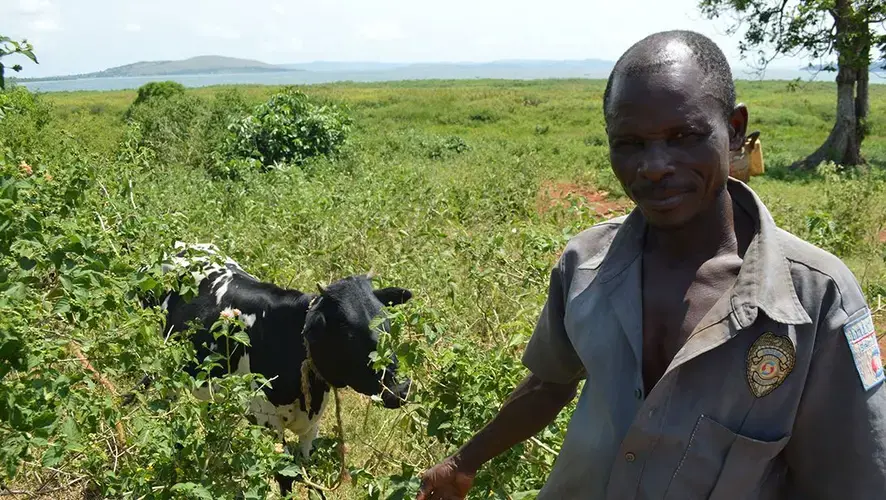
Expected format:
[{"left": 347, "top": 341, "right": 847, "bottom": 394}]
[{"left": 2, "top": 0, "right": 811, "bottom": 78}]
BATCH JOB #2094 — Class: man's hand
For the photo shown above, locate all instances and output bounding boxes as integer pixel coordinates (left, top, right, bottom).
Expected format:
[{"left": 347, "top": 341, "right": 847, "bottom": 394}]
[{"left": 416, "top": 457, "right": 475, "bottom": 500}]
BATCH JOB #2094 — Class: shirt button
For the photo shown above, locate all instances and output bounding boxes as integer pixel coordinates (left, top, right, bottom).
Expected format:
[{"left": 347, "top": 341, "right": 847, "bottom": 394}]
[
  {"left": 625, "top": 452, "right": 636, "bottom": 462},
  {"left": 634, "top": 388, "right": 643, "bottom": 399}
]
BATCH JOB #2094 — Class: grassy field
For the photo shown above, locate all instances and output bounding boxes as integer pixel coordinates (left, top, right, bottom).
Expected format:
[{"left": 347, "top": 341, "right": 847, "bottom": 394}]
[{"left": 1, "top": 78, "right": 885, "bottom": 499}]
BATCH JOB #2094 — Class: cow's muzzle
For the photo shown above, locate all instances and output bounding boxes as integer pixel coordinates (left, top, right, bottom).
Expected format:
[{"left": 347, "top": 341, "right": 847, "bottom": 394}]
[{"left": 380, "top": 377, "right": 411, "bottom": 409}]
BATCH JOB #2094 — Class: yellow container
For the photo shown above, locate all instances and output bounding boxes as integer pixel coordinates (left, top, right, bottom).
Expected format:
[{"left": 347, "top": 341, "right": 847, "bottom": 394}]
[
  {"left": 748, "top": 139, "right": 764, "bottom": 176},
  {"left": 730, "top": 131, "right": 764, "bottom": 182}
]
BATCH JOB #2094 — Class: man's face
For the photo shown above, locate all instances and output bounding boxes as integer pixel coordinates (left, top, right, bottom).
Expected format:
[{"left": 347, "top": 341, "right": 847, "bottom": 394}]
[{"left": 605, "top": 57, "right": 746, "bottom": 228}]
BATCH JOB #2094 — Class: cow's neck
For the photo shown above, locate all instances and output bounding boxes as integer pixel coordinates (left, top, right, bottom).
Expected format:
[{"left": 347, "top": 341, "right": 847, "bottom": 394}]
[{"left": 300, "top": 293, "right": 332, "bottom": 410}]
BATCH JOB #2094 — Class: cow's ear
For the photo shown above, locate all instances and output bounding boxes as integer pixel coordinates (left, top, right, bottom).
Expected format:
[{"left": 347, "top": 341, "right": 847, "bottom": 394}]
[
  {"left": 374, "top": 287, "right": 412, "bottom": 306},
  {"left": 304, "top": 310, "right": 327, "bottom": 343}
]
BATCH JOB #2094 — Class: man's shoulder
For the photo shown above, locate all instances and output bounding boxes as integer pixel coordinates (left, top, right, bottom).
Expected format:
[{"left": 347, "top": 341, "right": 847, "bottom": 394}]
[
  {"left": 558, "top": 214, "right": 630, "bottom": 272},
  {"left": 775, "top": 227, "right": 868, "bottom": 319}
]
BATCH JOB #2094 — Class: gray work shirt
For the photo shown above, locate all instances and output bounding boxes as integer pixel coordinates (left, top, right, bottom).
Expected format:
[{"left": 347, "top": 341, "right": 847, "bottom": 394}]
[{"left": 522, "top": 178, "right": 886, "bottom": 499}]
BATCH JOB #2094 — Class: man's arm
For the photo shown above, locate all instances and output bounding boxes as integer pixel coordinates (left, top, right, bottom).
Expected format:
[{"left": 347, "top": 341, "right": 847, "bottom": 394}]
[
  {"left": 416, "top": 373, "right": 579, "bottom": 500},
  {"left": 458, "top": 250, "right": 585, "bottom": 470},
  {"left": 453, "top": 372, "right": 579, "bottom": 473},
  {"left": 783, "top": 304, "right": 886, "bottom": 498},
  {"left": 417, "top": 254, "right": 584, "bottom": 500}
]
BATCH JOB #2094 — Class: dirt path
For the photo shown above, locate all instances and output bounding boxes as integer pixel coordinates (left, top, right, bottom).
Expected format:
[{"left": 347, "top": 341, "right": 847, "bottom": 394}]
[{"left": 536, "top": 180, "right": 632, "bottom": 216}]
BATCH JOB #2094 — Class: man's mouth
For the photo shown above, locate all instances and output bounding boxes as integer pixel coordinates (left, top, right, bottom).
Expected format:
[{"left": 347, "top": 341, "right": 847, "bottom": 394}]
[{"left": 638, "top": 191, "right": 688, "bottom": 211}]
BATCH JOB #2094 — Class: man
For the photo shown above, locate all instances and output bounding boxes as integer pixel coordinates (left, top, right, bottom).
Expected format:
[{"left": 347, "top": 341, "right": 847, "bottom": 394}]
[{"left": 416, "top": 30, "right": 886, "bottom": 500}]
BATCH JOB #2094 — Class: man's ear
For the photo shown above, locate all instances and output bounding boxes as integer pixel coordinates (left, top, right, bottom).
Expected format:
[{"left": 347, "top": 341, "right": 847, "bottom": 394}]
[
  {"left": 374, "top": 287, "right": 413, "bottom": 306},
  {"left": 728, "top": 103, "right": 749, "bottom": 152}
]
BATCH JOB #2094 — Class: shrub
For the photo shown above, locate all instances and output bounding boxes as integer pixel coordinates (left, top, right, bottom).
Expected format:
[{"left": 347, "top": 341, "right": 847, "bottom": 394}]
[
  {"left": 224, "top": 87, "right": 352, "bottom": 168},
  {"left": 0, "top": 86, "right": 53, "bottom": 157},
  {"left": 800, "top": 162, "right": 886, "bottom": 258},
  {"left": 424, "top": 135, "right": 471, "bottom": 160},
  {"left": 124, "top": 93, "right": 204, "bottom": 166},
  {"left": 130, "top": 80, "right": 186, "bottom": 109}
]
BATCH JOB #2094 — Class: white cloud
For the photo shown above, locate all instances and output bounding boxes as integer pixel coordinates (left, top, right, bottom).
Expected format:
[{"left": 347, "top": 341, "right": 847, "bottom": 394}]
[
  {"left": 17, "top": 0, "right": 61, "bottom": 32},
  {"left": 270, "top": 2, "right": 286, "bottom": 15},
  {"left": 17, "top": 0, "right": 53, "bottom": 15},
  {"left": 357, "top": 20, "right": 405, "bottom": 42},
  {"left": 31, "top": 18, "right": 60, "bottom": 32},
  {"left": 196, "top": 23, "right": 241, "bottom": 40},
  {"left": 124, "top": 23, "right": 141, "bottom": 32}
]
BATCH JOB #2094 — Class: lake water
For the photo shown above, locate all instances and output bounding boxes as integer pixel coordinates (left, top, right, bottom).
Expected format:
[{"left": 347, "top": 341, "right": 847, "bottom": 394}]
[{"left": 17, "top": 67, "right": 881, "bottom": 93}]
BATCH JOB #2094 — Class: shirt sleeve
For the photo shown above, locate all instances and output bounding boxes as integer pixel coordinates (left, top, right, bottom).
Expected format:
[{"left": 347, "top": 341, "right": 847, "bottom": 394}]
[
  {"left": 521, "top": 253, "right": 586, "bottom": 384},
  {"left": 783, "top": 296, "right": 886, "bottom": 497}
]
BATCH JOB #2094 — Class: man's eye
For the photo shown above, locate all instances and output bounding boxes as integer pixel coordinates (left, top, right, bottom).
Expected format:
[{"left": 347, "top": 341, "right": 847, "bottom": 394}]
[{"left": 670, "top": 131, "right": 702, "bottom": 144}]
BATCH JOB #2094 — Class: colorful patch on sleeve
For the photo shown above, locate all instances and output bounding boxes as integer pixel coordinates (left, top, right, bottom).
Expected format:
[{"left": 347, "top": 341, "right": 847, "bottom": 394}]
[{"left": 843, "top": 308, "right": 884, "bottom": 391}]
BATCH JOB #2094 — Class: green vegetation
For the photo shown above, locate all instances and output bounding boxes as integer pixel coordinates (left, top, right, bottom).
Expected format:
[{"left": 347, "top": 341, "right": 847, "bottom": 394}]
[
  {"left": 699, "top": 0, "right": 886, "bottom": 169},
  {"left": 0, "top": 36, "right": 38, "bottom": 90},
  {"left": 1, "top": 78, "right": 885, "bottom": 499}
]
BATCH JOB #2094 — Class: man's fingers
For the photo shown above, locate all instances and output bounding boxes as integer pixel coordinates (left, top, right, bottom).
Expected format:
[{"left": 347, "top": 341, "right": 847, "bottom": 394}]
[{"left": 416, "top": 475, "right": 432, "bottom": 500}]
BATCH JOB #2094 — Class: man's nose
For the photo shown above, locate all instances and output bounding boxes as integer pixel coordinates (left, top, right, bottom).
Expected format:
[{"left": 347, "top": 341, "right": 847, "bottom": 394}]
[{"left": 637, "top": 141, "right": 675, "bottom": 182}]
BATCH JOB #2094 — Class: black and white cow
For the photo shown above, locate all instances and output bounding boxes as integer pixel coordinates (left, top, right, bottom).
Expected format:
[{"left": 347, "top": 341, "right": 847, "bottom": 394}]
[{"left": 131, "top": 242, "right": 413, "bottom": 496}]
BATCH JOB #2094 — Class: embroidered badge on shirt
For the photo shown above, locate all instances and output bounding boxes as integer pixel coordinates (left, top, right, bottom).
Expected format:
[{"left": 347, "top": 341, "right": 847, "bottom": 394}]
[
  {"left": 746, "top": 332, "right": 796, "bottom": 398},
  {"left": 843, "top": 308, "right": 884, "bottom": 391}
]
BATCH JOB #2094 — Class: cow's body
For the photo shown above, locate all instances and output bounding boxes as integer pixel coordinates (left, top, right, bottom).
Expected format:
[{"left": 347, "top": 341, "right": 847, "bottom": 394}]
[
  {"left": 160, "top": 251, "right": 331, "bottom": 457},
  {"left": 135, "top": 242, "right": 413, "bottom": 495}
]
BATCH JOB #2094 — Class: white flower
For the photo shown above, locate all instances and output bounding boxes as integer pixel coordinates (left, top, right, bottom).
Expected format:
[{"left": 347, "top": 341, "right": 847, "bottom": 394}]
[{"left": 220, "top": 308, "right": 241, "bottom": 319}]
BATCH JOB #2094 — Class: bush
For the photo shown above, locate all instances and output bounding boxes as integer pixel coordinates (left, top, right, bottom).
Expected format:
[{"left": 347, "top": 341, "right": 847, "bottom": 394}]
[
  {"left": 424, "top": 135, "right": 471, "bottom": 160},
  {"left": 800, "top": 162, "right": 886, "bottom": 258},
  {"left": 130, "top": 80, "right": 186, "bottom": 109},
  {"left": 122, "top": 92, "right": 205, "bottom": 167},
  {"left": 224, "top": 87, "right": 352, "bottom": 168},
  {"left": 0, "top": 86, "right": 53, "bottom": 157}
]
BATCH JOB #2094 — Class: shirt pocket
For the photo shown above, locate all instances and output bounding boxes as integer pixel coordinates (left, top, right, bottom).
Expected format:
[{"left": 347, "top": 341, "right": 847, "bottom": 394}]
[{"left": 664, "top": 414, "right": 790, "bottom": 500}]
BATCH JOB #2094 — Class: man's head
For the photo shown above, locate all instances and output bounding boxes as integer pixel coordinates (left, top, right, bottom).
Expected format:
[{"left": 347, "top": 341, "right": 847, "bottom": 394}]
[{"left": 603, "top": 30, "right": 748, "bottom": 228}]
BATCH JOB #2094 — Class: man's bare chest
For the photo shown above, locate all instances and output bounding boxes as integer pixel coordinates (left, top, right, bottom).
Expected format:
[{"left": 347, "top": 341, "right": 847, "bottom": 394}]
[{"left": 641, "top": 255, "right": 742, "bottom": 390}]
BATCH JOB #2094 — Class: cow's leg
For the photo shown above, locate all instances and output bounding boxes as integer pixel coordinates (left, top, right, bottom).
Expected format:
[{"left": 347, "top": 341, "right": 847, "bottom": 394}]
[
  {"left": 298, "top": 423, "right": 320, "bottom": 459},
  {"left": 246, "top": 396, "right": 297, "bottom": 498},
  {"left": 275, "top": 440, "right": 296, "bottom": 499}
]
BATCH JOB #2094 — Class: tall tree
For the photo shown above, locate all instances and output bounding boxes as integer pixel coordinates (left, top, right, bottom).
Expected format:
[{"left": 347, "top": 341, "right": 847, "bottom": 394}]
[
  {"left": 0, "top": 36, "right": 38, "bottom": 91},
  {"left": 699, "top": 0, "right": 886, "bottom": 169}
]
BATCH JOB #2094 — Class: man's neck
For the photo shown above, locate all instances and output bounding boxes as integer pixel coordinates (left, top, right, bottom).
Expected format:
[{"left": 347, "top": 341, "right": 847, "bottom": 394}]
[{"left": 644, "top": 186, "right": 739, "bottom": 265}]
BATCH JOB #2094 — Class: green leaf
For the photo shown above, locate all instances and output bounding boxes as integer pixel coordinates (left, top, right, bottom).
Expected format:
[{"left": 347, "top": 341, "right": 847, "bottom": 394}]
[
  {"left": 19, "top": 49, "right": 38, "bottom": 64},
  {"left": 170, "top": 482, "right": 214, "bottom": 500},
  {"left": 277, "top": 464, "right": 303, "bottom": 477},
  {"left": 232, "top": 329, "right": 251, "bottom": 346},
  {"left": 57, "top": 414, "right": 79, "bottom": 437},
  {"left": 52, "top": 297, "right": 71, "bottom": 315},
  {"left": 511, "top": 491, "right": 541, "bottom": 500},
  {"left": 40, "top": 444, "right": 65, "bottom": 468}
]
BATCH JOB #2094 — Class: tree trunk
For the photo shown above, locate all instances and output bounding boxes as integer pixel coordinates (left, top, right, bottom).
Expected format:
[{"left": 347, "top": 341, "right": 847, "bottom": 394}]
[
  {"left": 792, "top": 0, "right": 866, "bottom": 170},
  {"left": 856, "top": 65, "right": 869, "bottom": 147},
  {"left": 793, "top": 65, "right": 862, "bottom": 170}
]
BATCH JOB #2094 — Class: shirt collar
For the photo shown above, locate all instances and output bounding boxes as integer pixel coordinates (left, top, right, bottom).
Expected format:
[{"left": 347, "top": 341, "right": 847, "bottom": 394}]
[{"left": 580, "top": 178, "right": 811, "bottom": 328}]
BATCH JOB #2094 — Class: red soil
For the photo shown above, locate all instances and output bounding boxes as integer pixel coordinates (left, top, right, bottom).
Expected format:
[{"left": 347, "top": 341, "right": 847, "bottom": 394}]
[{"left": 537, "top": 180, "right": 632, "bottom": 216}]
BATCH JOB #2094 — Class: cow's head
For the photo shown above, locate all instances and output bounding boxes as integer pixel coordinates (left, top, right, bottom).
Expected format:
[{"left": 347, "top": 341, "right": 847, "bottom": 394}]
[{"left": 303, "top": 274, "right": 413, "bottom": 409}]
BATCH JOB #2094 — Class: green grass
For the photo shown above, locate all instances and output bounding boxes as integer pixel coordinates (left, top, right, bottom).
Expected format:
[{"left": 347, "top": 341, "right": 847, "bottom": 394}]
[{"left": 3, "top": 78, "right": 885, "bottom": 499}]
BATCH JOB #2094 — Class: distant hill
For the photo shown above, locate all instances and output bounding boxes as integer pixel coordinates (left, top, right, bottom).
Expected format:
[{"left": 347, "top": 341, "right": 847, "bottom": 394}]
[
  {"left": 15, "top": 55, "right": 886, "bottom": 87},
  {"left": 803, "top": 61, "right": 885, "bottom": 73},
  {"left": 15, "top": 57, "right": 618, "bottom": 84},
  {"left": 19, "top": 55, "right": 294, "bottom": 81}
]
